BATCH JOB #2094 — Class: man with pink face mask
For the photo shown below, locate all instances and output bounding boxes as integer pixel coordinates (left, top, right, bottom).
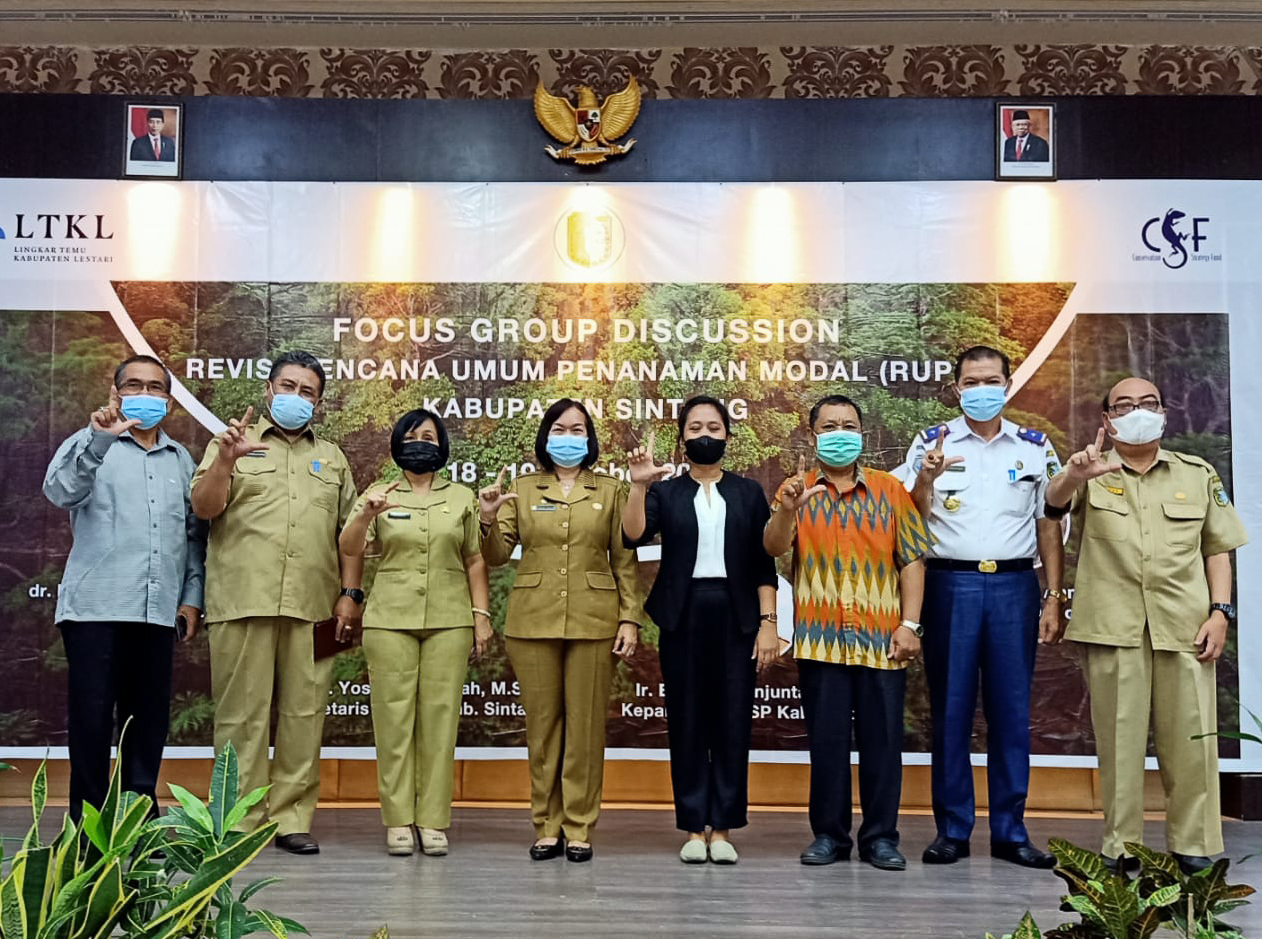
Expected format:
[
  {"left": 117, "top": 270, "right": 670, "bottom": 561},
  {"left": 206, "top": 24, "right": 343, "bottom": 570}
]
[{"left": 1045, "top": 376, "right": 1246, "bottom": 877}]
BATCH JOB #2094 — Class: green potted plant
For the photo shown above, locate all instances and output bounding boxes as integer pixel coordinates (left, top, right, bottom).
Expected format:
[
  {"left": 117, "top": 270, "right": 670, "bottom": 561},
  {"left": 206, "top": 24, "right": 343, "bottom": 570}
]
[{"left": 0, "top": 742, "right": 306, "bottom": 939}]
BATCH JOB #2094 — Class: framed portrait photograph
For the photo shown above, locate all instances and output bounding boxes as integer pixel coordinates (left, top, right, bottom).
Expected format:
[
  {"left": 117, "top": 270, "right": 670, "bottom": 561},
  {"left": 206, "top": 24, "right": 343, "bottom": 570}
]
[
  {"left": 995, "top": 103, "right": 1055, "bottom": 181},
  {"left": 122, "top": 102, "right": 182, "bottom": 179}
]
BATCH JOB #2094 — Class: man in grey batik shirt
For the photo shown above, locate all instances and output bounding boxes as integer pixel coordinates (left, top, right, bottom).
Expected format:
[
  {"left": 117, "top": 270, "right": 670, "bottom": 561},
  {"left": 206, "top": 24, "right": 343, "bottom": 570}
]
[{"left": 43, "top": 354, "right": 206, "bottom": 819}]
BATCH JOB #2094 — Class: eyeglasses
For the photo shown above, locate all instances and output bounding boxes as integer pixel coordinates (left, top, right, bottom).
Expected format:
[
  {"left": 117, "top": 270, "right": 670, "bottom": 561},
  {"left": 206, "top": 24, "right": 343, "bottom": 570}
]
[
  {"left": 117, "top": 380, "right": 169, "bottom": 396},
  {"left": 1107, "top": 399, "right": 1162, "bottom": 417}
]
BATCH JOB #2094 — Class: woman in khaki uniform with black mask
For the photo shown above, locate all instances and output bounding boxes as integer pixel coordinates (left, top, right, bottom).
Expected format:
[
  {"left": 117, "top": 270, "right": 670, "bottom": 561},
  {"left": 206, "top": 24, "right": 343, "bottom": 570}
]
[
  {"left": 339, "top": 409, "right": 492, "bottom": 857},
  {"left": 480, "top": 398, "right": 641, "bottom": 863}
]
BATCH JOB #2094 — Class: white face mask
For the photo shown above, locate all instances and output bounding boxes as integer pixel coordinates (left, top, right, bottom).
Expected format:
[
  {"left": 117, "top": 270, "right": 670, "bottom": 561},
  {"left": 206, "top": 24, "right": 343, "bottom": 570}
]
[{"left": 1108, "top": 408, "right": 1165, "bottom": 445}]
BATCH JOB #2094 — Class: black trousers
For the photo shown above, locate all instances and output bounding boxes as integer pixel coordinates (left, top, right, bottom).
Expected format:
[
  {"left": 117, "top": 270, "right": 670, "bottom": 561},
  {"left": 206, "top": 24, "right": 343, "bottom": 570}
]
[
  {"left": 798, "top": 658, "right": 906, "bottom": 852},
  {"left": 59, "top": 621, "right": 174, "bottom": 820},
  {"left": 658, "top": 579, "right": 757, "bottom": 832}
]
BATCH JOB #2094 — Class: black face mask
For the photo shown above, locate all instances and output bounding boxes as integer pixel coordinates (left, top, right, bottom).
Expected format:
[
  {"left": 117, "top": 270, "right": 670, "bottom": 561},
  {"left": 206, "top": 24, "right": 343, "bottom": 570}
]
[
  {"left": 395, "top": 440, "right": 444, "bottom": 474},
  {"left": 683, "top": 435, "right": 727, "bottom": 466}
]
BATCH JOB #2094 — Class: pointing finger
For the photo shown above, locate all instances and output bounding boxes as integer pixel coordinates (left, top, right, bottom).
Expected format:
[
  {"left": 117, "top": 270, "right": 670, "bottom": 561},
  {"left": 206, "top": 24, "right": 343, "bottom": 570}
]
[
  {"left": 943, "top": 455, "right": 965, "bottom": 468},
  {"left": 646, "top": 429, "right": 656, "bottom": 457},
  {"left": 494, "top": 465, "right": 508, "bottom": 489},
  {"left": 242, "top": 405, "right": 254, "bottom": 426},
  {"left": 384, "top": 481, "right": 401, "bottom": 494},
  {"left": 796, "top": 454, "right": 806, "bottom": 478},
  {"left": 109, "top": 385, "right": 122, "bottom": 408},
  {"left": 1094, "top": 426, "right": 1106, "bottom": 453},
  {"left": 932, "top": 426, "right": 946, "bottom": 452}
]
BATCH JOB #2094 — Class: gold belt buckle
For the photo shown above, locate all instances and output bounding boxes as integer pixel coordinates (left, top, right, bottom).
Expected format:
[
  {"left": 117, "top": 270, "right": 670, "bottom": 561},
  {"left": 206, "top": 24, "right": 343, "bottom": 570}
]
[{"left": 978, "top": 560, "right": 998, "bottom": 574}]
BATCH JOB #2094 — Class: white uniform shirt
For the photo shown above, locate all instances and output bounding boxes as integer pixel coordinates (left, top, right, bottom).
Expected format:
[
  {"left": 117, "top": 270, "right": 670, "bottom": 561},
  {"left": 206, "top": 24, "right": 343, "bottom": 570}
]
[
  {"left": 691, "top": 483, "right": 728, "bottom": 578},
  {"left": 899, "top": 415, "right": 1062, "bottom": 561}
]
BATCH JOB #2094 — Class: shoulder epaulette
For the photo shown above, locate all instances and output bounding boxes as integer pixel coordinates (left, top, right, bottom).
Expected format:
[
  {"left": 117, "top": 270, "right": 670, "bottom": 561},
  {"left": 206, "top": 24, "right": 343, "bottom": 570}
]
[
  {"left": 921, "top": 425, "right": 947, "bottom": 443},
  {"left": 1017, "top": 427, "right": 1047, "bottom": 445},
  {"left": 1169, "top": 451, "right": 1213, "bottom": 471}
]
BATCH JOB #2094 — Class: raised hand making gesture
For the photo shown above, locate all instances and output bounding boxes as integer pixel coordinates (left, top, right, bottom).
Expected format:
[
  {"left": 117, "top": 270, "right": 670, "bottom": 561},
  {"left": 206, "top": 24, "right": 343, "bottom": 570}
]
[
  {"left": 1064, "top": 427, "right": 1124, "bottom": 482},
  {"left": 778, "top": 455, "right": 828, "bottom": 513},
  {"left": 478, "top": 466, "right": 518, "bottom": 524},
  {"left": 213, "top": 405, "right": 268, "bottom": 464},
  {"left": 359, "top": 481, "right": 402, "bottom": 519},
  {"left": 627, "top": 430, "right": 672, "bottom": 487},
  {"left": 90, "top": 386, "right": 141, "bottom": 436},
  {"left": 917, "top": 426, "right": 965, "bottom": 481}
]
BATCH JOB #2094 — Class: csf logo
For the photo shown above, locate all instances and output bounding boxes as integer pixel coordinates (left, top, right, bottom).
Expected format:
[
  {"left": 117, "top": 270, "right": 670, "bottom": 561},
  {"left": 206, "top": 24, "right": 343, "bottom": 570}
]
[{"left": 1140, "top": 209, "right": 1209, "bottom": 270}]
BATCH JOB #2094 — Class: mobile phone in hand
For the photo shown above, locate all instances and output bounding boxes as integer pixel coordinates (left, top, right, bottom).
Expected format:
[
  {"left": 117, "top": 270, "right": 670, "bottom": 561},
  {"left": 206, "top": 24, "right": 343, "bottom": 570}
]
[{"left": 176, "top": 614, "right": 188, "bottom": 642}]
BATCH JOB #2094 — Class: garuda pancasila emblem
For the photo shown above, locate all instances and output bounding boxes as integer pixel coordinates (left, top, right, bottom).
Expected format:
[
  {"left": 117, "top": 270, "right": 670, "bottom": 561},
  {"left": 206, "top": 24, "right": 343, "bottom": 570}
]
[{"left": 534, "top": 77, "right": 641, "bottom": 165}]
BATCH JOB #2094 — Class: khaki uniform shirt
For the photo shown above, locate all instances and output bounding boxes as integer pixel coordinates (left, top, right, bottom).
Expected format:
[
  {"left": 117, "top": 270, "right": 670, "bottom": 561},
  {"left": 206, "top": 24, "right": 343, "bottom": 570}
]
[
  {"left": 356, "top": 477, "right": 481, "bottom": 631},
  {"left": 1066, "top": 449, "right": 1246, "bottom": 651},
  {"left": 193, "top": 418, "right": 357, "bottom": 624},
  {"left": 482, "top": 470, "right": 641, "bottom": 640}
]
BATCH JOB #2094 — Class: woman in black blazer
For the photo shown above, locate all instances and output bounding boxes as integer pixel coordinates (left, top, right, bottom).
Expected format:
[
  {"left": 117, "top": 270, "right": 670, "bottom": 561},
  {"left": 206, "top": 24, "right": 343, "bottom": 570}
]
[{"left": 623, "top": 395, "right": 779, "bottom": 865}]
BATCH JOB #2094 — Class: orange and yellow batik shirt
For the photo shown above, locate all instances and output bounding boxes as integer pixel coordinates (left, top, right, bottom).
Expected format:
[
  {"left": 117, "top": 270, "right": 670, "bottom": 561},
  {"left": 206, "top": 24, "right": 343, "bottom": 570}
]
[{"left": 776, "top": 466, "right": 932, "bottom": 670}]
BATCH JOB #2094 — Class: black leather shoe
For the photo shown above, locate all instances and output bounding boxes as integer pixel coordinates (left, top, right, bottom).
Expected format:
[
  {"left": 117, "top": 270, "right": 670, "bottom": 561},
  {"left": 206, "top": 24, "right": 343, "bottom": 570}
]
[
  {"left": 799, "top": 834, "right": 850, "bottom": 866},
  {"left": 565, "top": 842, "right": 594, "bottom": 863},
  {"left": 529, "top": 838, "right": 564, "bottom": 860},
  {"left": 274, "top": 833, "right": 320, "bottom": 855},
  {"left": 922, "top": 835, "right": 970, "bottom": 864},
  {"left": 1173, "top": 853, "right": 1213, "bottom": 876},
  {"left": 859, "top": 838, "right": 907, "bottom": 871},
  {"left": 1102, "top": 854, "right": 1141, "bottom": 875},
  {"left": 991, "top": 840, "right": 1056, "bottom": 869}
]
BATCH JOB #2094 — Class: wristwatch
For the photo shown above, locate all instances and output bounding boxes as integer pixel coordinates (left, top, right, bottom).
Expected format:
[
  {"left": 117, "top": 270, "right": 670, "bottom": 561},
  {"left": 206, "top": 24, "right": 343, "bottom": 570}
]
[
  {"left": 339, "top": 587, "right": 366, "bottom": 605},
  {"left": 1210, "top": 602, "right": 1237, "bottom": 622},
  {"left": 899, "top": 619, "right": 924, "bottom": 638},
  {"left": 1043, "top": 588, "right": 1067, "bottom": 602}
]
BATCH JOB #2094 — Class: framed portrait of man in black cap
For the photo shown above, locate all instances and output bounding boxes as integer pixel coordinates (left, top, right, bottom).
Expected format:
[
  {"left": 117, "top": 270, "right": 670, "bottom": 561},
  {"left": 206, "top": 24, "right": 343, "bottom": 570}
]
[
  {"left": 996, "top": 103, "right": 1054, "bottom": 180},
  {"left": 123, "top": 102, "right": 182, "bottom": 179}
]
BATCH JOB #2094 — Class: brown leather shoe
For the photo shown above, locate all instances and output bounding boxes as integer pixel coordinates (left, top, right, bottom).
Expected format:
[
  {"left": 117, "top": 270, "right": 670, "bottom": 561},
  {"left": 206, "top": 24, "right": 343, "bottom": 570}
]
[{"left": 274, "top": 832, "right": 320, "bottom": 855}]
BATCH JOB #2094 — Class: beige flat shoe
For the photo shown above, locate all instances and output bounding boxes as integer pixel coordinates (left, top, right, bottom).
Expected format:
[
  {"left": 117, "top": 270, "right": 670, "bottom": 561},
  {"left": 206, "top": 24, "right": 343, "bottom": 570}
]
[
  {"left": 708, "top": 839, "right": 738, "bottom": 865},
  {"left": 419, "top": 828, "right": 449, "bottom": 856},
  {"left": 679, "top": 839, "right": 708, "bottom": 864},
  {"left": 386, "top": 826, "right": 415, "bottom": 856}
]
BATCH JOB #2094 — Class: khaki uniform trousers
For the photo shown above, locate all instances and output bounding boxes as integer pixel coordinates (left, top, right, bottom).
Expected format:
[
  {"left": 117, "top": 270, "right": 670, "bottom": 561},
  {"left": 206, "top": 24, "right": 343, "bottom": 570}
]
[
  {"left": 364, "top": 626, "right": 473, "bottom": 829},
  {"left": 210, "top": 616, "right": 335, "bottom": 836},
  {"left": 1082, "top": 629, "right": 1223, "bottom": 858},
  {"left": 506, "top": 636, "right": 615, "bottom": 843}
]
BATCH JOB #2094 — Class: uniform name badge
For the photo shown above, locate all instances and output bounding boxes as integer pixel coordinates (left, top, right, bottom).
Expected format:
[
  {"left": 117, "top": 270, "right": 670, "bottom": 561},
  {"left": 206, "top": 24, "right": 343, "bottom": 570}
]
[{"left": 531, "top": 503, "right": 557, "bottom": 512}]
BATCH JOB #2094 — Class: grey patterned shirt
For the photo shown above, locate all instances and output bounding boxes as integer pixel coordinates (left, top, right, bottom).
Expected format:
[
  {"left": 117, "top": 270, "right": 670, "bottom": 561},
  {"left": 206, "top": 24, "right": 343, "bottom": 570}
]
[{"left": 43, "top": 425, "right": 206, "bottom": 626}]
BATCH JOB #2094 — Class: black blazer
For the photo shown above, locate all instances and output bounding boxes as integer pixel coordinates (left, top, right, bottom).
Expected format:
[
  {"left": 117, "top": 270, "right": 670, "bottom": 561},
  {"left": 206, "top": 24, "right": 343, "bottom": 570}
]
[
  {"left": 623, "top": 472, "right": 777, "bottom": 635},
  {"left": 129, "top": 135, "right": 176, "bottom": 162},
  {"left": 1003, "top": 133, "right": 1050, "bottom": 162}
]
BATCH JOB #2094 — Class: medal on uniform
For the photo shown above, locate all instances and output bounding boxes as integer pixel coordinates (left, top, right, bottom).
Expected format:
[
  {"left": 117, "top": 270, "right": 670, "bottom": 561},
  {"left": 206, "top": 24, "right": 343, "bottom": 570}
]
[{"left": 943, "top": 494, "right": 961, "bottom": 512}]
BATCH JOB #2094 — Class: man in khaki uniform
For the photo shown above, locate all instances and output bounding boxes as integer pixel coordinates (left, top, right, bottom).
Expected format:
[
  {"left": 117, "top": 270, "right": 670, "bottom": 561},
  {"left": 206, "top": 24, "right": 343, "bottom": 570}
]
[
  {"left": 191, "top": 351, "right": 359, "bottom": 855},
  {"left": 1046, "top": 376, "right": 1245, "bottom": 875}
]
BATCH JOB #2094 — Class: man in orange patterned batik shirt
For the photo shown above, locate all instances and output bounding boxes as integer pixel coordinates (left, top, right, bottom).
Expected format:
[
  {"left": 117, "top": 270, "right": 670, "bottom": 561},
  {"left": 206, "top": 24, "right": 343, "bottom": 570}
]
[{"left": 765, "top": 394, "right": 931, "bottom": 872}]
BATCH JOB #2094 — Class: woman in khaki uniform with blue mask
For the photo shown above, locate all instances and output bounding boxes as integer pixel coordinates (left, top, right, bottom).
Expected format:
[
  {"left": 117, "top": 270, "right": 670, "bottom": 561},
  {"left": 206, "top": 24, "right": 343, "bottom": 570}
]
[
  {"left": 480, "top": 398, "right": 641, "bottom": 863},
  {"left": 339, "top": 409, "right": 492, "bottom": 857}
]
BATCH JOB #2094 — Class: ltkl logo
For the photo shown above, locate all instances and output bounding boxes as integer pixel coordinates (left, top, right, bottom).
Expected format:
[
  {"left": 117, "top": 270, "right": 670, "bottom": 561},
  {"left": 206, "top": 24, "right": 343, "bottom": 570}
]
[
  {"left": 9, "top": 214, "right": 114, "bottom": 240},
  {"left": 1140, "top": 208, "right": 1209, "bottom": 269}
]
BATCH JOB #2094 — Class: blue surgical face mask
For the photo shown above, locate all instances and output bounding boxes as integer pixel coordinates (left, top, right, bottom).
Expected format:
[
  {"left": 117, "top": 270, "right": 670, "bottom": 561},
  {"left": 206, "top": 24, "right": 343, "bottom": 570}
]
[
  {"left": 546, "top": 434, "right": 589, "bottom": 468},
  {"left": 269, "top": 393, "right": 314, "bottom": 430},
  {"left": 816, "top": 430, "right": 863, "bottom": 468},
  {"left": 118, "top": 394, "right": 167, "bottom": 430},
  {"left": 959, "top": 385, "right": 1007, "bottom": 422}
]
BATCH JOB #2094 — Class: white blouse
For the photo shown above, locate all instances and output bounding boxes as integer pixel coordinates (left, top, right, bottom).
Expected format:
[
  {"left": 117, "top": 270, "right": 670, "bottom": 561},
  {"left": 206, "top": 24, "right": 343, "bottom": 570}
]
[{"left": 691, "top": 483, "right": 728, "bottom": 578}]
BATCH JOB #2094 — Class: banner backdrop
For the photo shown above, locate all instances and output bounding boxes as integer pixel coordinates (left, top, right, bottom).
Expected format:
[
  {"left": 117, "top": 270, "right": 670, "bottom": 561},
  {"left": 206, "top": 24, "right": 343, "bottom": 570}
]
[{"left": 0, "top": 180, "right": 1258, "bottom": 769}]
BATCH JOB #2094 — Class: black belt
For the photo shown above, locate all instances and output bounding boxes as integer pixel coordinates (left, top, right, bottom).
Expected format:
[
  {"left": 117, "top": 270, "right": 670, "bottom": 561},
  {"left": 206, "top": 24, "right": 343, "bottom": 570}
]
[{"left": 926, "top": 558, "right": 1033, "bottom": 574}]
